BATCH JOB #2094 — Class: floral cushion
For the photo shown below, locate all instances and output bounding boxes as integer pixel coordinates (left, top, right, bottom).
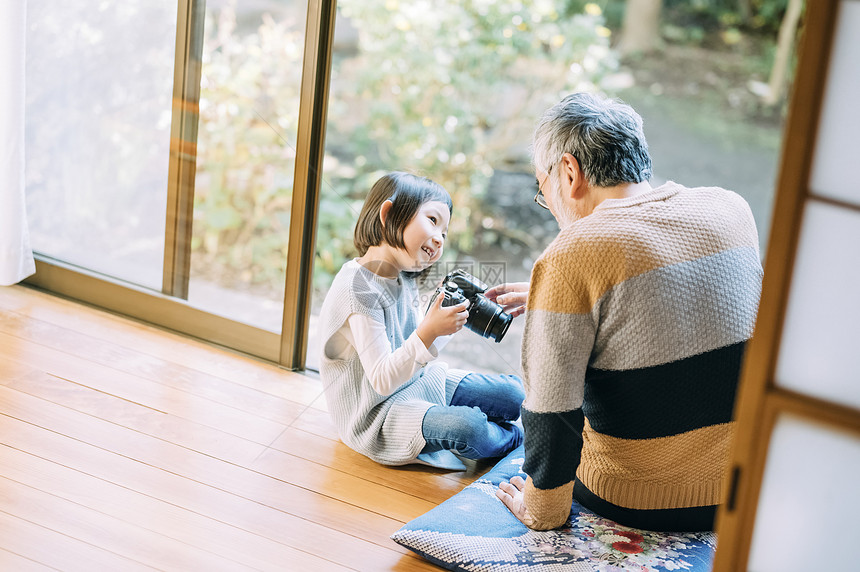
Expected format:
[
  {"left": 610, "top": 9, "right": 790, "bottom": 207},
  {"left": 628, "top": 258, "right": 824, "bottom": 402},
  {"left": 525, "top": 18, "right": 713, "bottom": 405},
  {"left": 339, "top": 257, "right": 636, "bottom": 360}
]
[{"left": 391, "top": 445, "right": 716, "bottom": 571}]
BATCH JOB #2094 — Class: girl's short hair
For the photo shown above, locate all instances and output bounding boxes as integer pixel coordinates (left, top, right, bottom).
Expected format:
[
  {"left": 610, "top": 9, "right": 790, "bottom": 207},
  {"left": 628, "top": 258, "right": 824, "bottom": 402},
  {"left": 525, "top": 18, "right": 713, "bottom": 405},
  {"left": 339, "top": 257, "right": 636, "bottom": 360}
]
[{"left": 354, "top": 172, "right": 453, "bottom": 256}]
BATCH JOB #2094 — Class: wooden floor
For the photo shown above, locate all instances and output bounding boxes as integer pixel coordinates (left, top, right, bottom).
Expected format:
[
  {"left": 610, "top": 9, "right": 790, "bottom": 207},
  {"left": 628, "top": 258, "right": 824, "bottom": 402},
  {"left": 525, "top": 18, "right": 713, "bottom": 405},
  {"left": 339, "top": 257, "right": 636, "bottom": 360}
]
[{"left": 0, "top": 284, "right": 492, "bottom": 571}]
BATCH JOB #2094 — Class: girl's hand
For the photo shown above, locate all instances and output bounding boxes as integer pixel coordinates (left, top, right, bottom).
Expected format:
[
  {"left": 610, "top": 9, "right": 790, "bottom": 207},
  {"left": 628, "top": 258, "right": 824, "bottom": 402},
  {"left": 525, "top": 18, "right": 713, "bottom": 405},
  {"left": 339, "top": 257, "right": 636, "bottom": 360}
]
[
  {"left": 484, "top": 282, "right": 529, "bottom": 318},
  {"left": 416, "top": 290, "right": 469, "bottom": 348}
]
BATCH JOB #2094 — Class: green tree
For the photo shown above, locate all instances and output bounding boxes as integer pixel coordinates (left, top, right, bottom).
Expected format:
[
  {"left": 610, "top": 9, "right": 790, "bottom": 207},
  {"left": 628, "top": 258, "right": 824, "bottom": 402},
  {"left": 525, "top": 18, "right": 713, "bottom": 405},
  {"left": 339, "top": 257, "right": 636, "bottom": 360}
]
[
  {"left": 192, "top": 1, "right": 617, "bottom": 294},
  {"left": 321, "top": 0, "right": 615, "bottom": 275},
  {"left": 193, "top": 8, "right": 305, "bottom": 289}
]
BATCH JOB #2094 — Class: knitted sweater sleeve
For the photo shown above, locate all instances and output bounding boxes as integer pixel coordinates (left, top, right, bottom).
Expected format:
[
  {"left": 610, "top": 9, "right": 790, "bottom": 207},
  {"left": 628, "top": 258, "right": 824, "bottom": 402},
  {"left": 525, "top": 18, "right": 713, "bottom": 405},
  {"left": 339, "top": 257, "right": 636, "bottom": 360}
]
[{"left": 520, "top": 255, "right": 596, "bottom": 530}]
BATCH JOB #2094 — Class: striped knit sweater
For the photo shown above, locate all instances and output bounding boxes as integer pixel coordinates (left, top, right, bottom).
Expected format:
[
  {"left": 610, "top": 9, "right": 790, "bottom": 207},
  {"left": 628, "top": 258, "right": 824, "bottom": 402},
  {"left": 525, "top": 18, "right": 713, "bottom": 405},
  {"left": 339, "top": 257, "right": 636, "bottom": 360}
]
[{"left": 520, "top": 181, "right": 763, "bottom": 531}]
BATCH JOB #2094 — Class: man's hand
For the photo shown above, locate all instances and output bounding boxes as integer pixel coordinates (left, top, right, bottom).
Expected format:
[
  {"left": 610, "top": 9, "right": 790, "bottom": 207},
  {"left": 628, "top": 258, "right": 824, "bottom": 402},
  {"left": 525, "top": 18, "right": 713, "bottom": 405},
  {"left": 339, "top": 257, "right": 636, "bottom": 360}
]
[
  {"left": 496, "top": 475, "right": 534, "bottom": 526},
  {"left": 484, "top": 282, "right": 529, "bottom": 318}
]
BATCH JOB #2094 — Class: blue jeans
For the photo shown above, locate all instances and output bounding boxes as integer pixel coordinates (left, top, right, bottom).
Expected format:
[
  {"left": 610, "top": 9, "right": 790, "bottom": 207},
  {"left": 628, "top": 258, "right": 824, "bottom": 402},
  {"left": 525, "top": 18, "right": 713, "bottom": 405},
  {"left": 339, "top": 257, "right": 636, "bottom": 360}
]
[{"left": 421, "top": 372, "right": 524, "bottom": 460}]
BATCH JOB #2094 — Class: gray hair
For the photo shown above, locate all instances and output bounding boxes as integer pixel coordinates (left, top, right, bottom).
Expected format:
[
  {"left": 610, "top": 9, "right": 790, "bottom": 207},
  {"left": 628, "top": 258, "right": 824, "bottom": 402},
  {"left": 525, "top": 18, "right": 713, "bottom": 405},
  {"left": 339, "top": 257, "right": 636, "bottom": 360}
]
[{"left": 533, "top": 92, "right": 652, "bottom": 187}]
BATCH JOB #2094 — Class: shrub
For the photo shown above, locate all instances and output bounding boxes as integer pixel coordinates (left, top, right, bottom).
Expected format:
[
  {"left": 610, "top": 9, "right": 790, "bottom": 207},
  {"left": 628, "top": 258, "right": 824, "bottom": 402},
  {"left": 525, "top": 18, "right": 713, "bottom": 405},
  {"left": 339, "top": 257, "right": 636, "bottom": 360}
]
[{"left": 192, "top": 1, "right": 616, "bottom": 295}]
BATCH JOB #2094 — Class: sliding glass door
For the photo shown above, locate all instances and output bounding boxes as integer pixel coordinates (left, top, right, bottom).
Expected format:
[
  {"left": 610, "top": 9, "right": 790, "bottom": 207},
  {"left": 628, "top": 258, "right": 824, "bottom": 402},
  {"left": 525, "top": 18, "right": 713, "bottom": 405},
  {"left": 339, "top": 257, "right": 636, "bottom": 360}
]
[
  {"left": 26, "top": 1, "right": 176, "bottom": 291},
  {"left": 24, "top": 0, "right": 333, "bottom": 368},
  {"left": 187, "top": 0, "right": 308, "bottom": 332},
  {"left": 305, "top": 1, "right": 613, "bottom": 373}
]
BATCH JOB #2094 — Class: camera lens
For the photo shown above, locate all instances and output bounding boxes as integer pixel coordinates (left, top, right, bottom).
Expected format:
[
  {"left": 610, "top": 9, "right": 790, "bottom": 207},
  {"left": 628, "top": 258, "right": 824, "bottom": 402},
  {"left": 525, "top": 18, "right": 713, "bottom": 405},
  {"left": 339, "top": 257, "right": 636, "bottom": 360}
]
[{"left": 466, "top": 295, "right": 512, "bottom": 342}]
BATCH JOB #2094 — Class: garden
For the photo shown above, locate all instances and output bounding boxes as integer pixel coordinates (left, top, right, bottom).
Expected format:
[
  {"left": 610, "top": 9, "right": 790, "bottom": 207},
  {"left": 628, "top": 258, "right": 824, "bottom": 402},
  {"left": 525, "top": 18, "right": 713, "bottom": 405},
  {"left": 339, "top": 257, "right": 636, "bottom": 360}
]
[{"left": 190, "top": 0, "right": 799, "bottom": 371}]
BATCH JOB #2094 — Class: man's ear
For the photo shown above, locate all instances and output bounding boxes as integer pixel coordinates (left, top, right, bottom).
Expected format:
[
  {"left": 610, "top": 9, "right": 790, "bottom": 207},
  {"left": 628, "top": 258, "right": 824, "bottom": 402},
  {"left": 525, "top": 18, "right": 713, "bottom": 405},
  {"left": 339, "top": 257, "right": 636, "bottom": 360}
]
[
  {"left": 560, "top": 152, "right": 587, "bottom": 199},
  {"left": 379, "top": 199, "right": 394, "bottom": 227}
]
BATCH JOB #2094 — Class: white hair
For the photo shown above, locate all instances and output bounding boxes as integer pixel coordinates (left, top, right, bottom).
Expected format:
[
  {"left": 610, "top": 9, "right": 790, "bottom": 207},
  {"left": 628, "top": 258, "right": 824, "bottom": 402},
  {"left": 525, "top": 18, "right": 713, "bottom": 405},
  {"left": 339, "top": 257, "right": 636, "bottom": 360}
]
[{"left": 533, "top": 92, "right": 652, "bottom": 187}]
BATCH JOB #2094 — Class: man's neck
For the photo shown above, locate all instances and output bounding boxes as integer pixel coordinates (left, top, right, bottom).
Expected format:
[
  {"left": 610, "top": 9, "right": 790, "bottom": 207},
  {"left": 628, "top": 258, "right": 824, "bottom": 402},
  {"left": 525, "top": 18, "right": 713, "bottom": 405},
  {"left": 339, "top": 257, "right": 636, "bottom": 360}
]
[
  {"left": 557, "top": 180, "right": 656, "bottom": 227},
  {"left": 567, "top": 181, "right": 653, "bottom": 224},
  {"left": 594, "top": 180, "right": 653, "bottom": 204}
]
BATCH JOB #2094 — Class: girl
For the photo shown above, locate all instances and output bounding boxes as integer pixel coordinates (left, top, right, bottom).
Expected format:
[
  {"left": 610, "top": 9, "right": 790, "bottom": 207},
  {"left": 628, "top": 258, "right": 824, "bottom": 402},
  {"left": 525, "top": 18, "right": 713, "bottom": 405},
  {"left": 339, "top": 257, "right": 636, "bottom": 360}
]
[{"left": 318, "top": 172, "right": 524, "bottom": 469}]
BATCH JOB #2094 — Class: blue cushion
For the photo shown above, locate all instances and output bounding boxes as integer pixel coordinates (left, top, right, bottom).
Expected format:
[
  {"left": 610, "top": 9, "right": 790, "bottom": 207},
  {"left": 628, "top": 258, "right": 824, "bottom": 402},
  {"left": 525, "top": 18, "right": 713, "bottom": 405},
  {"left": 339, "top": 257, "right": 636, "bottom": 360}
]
[{"left": 392, "top": 445, "right": 717, "bottom": 571}]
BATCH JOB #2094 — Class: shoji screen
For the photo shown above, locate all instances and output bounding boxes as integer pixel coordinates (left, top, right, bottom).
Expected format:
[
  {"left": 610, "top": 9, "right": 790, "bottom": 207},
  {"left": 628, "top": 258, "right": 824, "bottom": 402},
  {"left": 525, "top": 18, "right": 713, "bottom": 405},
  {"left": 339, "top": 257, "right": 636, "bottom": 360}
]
[{"left": 713, "top": 1, "right": 860, "bottom": 571}]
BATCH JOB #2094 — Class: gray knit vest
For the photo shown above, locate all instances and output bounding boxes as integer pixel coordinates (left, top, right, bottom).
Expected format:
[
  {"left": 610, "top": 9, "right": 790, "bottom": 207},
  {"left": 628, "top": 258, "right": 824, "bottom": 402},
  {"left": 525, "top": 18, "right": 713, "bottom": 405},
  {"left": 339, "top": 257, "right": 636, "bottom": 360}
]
[{"left": 318, "top": 259, "right": 448, "bottom": 465}]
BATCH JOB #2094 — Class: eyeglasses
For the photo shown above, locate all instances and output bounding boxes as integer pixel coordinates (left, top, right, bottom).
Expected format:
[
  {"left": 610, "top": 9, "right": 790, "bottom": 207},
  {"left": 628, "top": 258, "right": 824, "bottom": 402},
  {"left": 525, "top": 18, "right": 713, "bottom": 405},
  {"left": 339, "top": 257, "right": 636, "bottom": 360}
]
[{"left": 534, "top": 165, "right": 552, "bottom": 210}]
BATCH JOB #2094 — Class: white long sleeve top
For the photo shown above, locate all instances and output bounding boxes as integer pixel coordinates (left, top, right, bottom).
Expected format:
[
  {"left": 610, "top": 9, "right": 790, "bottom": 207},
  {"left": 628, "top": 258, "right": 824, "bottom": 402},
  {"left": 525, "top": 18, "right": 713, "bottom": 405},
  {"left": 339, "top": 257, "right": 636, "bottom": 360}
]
[{"left": 326, "top": 311, "right": 451, "bottom": 396}]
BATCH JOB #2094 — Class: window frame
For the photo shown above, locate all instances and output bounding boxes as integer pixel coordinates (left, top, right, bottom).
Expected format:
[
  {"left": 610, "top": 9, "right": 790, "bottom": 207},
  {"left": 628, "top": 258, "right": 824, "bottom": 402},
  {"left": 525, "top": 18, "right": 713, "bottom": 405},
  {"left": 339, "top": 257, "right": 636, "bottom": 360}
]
[{"left": 24, "top": 0, "right": 337, "bottom": 370}]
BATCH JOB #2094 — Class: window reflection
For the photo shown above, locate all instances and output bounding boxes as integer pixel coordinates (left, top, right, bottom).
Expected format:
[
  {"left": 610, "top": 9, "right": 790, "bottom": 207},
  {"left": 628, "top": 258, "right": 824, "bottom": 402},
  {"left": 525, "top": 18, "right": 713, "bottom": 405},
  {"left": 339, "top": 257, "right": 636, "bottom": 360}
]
[{"left": 26, "top": 1, "right": 176, "bottom": 290}]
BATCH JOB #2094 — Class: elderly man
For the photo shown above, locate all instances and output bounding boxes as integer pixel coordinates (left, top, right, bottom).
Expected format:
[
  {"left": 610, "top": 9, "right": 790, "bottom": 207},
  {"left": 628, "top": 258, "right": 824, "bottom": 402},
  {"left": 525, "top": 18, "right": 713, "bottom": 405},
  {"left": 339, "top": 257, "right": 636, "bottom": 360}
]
[{"left": 490, "top": 92, "right": 762, "bottom": 532}]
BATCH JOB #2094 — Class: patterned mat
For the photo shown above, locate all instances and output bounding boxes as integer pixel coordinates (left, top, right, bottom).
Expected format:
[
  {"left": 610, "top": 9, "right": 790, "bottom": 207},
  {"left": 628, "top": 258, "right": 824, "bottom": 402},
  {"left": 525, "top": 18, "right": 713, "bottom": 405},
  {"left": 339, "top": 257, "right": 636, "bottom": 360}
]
[{"left": 392, "top": 446, "right": 716, "bottom": 571}]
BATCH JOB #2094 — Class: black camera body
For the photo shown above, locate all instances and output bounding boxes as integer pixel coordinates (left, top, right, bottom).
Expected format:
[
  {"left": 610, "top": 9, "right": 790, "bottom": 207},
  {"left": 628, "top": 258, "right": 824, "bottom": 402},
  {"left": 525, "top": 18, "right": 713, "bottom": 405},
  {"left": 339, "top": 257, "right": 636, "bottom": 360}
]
[{"left": 428, "top": 269, "right": 512, "bottom": 342}]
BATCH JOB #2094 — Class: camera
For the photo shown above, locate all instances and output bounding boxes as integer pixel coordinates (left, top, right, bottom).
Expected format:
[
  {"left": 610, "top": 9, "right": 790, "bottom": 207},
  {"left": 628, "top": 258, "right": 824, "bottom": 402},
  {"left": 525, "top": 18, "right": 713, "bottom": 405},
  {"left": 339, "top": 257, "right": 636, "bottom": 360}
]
[{"left": 427, "top": 269, "right": 512, "bottom": 342}]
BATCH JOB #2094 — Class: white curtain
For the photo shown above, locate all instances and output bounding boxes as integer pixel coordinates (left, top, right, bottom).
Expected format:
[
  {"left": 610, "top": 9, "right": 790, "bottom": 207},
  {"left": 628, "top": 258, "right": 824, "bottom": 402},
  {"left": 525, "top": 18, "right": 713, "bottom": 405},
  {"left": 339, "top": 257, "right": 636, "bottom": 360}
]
[{"left": 0, "top": 0, "right": 35, "bottom": 286}]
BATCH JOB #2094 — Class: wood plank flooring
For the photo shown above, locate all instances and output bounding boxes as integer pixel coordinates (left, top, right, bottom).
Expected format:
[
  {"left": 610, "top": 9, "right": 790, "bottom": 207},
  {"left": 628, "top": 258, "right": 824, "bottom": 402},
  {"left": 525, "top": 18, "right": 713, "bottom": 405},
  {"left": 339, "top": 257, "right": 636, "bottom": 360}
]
[{"left": 0, "top": 285, "right": 492, "bottom": 571}]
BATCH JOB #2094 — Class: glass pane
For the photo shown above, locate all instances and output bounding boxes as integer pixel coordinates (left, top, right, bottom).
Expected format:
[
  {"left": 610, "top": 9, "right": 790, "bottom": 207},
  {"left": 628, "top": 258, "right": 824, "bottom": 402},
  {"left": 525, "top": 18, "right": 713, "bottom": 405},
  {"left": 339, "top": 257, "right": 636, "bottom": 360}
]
[
  {"left": 810, "top": 0, "right": 860, "bottom": 206},
  {"left": 776, "top": 201, "right": 860, "bottom": 409},
  {"left": 25, "top": 1, "right": 176, "bottom": 290},
  {"left": 309, "top": 1, "right": 593, "bottom": 371},
  {"left": 307, "top": 1, "right": 791, "bottom": 372},
  {"left": 748, "top": 414, "right": 860, "bottom": 572},
  {"left": 186, "top": 1, "right": 308, "bottom": 332}
]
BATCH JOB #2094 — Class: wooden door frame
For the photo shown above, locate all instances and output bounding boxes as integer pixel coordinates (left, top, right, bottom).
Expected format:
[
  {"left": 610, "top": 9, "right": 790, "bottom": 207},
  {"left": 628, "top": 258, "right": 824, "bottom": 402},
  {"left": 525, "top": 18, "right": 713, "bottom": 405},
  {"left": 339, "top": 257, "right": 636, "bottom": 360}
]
[{"left": 712, "top": 1, "right": 860, "bottom": 569}]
